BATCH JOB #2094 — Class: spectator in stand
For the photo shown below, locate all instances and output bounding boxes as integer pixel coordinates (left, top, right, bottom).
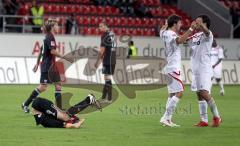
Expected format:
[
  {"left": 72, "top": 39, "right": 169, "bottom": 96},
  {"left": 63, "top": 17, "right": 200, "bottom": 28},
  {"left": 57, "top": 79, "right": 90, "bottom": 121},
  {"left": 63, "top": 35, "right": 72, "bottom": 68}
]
[
  {"left": 16, "top": 2, "right": 28, "bottom": 32},
  {"left": 92, "top": 0, "right": 107, "bottom": 6},
  {"left": 3, "top": 0, "right": 19, "bottom": 32},
  {"left": 0, "top": 0, "right": 4, "bottom": 32},
  {"left": 65, "top": 14, "right": 78, "bottom": 35},
  {"left": 3, "top": 0, "right": 18, "bottom": 15},
  {"left": 230, "top": 4, "right": 239, "bottom": 27},
  {"left": 161, "top": 0, "right": 177, "bottom": 5},
  {"left": 30, "top": 0, "right": 44, "bottom": 33},
  {"left": 133, "top": 3, "right": 152, "bottom": 18}
]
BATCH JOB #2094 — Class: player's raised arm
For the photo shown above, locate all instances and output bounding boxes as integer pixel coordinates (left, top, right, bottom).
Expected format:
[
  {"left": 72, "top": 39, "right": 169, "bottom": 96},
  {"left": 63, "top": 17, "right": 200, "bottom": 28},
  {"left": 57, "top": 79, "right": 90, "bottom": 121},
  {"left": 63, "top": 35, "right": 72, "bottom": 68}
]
[
  {"left": 176, "top": 21, "right": 196, "bottom": 44},
  {"left": 195, "top": 15, "right": 211, "bottom": 37},
  {"left": 159, "top": 20, "right": 168, "bottom": 38},
  {"left": 198, "top": 20, "right": 210, "bottom": 37}
]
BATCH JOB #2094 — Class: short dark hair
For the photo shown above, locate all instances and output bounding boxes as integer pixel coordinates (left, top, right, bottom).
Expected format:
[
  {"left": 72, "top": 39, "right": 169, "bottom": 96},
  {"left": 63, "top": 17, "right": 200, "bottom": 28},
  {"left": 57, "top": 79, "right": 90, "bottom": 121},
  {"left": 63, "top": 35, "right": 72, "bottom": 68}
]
[
  {"left": 128, "top": 41, "right": 134, "bottom": 46},
  {"left": 197, "top": 15, "right": 211, "bottom": 29},
  {"left": 167, "top": 14, "right": 182, "bottom": 28}
]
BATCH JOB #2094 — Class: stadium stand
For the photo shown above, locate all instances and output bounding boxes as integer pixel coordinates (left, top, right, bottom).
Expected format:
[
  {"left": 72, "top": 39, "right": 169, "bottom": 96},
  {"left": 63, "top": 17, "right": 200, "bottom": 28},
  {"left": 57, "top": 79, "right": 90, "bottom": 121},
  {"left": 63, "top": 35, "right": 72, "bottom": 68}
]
[
  {"left": 218, "top": 0, "right": 240, "bottom": 37},
  {"left": 15, "top": 0, "right": 192, "bottom": 36}
]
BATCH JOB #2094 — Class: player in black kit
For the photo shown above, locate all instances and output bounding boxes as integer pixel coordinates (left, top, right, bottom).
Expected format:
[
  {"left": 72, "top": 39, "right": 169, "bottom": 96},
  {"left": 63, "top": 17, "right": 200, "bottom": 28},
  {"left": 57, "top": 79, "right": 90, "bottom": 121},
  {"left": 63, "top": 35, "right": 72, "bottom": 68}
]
[
  {"left": 22, "top": 19, "right": 73, "bottom": 113},
  {"left": 94, "top": 22, "right": 116, "bottom": 103},
  {"left": 32, "top": 94, "right": 101, "bottom": 128}
]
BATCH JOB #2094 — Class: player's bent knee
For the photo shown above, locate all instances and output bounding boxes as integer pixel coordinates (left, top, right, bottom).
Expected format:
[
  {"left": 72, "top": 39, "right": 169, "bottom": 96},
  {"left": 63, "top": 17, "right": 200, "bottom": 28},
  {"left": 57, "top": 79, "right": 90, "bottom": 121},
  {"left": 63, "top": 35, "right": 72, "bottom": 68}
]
[
  {"left": 55, "top": 84, "right": 62, "bottom": 91},
  {"left": 176, "top": 91, "right": 183, "bottom": 98},
  {"left": 104, "top": 75, "right": 112, "bottom": 80},
  {"left": 38, "top": 84, "right": 48, "bottom": 92}
]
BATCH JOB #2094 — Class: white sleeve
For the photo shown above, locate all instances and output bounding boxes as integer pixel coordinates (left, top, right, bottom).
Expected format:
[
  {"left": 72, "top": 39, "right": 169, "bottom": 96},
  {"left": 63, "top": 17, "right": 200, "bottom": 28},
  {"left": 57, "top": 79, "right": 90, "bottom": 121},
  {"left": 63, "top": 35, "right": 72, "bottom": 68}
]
[{"left": 218, "top": 47, "right": 224, "bottom": 59}]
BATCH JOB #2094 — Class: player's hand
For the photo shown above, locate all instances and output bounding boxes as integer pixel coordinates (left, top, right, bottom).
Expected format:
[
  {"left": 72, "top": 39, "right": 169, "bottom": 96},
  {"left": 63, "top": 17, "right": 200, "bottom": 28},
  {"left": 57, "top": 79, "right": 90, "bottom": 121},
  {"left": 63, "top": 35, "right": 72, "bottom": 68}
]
[
  {"left": 196, "top": 21, "right": 204, "bottom": 30},
  {"left": 190, "top": 21, "right": 197, "bottom": 30},
  {"left": 212, "top": 65, "right": 215, "bottom": 69},
  {"left": 161, "top": 19, "right": 168, "bottom": 30},
  {"left": 32, "top": 64, "right": 38, "bottom": 72}
]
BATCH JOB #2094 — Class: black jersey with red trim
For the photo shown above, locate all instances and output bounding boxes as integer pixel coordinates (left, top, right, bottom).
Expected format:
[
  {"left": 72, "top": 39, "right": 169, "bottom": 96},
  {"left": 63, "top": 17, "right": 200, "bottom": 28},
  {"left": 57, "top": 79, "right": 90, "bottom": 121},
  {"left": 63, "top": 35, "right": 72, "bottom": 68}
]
[{"left": 41, "top": 32, "right": 56, "bottom": 73}]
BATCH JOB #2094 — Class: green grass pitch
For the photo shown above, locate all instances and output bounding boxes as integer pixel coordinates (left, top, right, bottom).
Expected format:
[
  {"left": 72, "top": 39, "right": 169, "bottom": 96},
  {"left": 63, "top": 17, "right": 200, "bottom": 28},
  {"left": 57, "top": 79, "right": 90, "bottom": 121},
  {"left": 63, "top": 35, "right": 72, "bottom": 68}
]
[{"left": 0, "top": 85, "right": 239, "bottom": 146}]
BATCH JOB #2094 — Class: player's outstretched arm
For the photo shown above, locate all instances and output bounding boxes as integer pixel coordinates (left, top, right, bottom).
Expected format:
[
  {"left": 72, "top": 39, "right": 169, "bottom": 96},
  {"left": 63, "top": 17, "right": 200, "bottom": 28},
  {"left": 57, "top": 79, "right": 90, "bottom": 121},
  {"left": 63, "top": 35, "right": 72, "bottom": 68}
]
[
  {"left": 176, "top": 21, "right": 196, "bottom": 44},
  {"left": 50, "top": 49, "right": 74, "bottom": 63}
]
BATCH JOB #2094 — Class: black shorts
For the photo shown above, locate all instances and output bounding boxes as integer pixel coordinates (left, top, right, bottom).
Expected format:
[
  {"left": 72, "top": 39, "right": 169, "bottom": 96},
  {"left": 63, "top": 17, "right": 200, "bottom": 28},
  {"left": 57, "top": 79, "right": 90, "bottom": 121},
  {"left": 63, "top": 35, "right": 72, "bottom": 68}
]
[
  {"left": 32, "top": 97, "right": 58, "bottom": 118},
  {"left": 34, "top": 114, "right": 64, "bottom": 128},
  {"left": 40, "top": 72, "right": 51, "bottom": 84},
  {"left": 102, "top": 64, "right": 115, "bottom": 75},
  {"left": 40, "top": 71, "right": 61, "bottom": 84}
]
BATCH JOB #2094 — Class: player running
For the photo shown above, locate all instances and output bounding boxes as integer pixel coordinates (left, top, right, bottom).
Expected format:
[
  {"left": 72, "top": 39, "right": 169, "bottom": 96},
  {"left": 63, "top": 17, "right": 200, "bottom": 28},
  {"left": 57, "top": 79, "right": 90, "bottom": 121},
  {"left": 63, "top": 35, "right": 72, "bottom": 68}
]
[
  {"left": 211, "top": 39, "right": 225, "bottom": 96},
  {"left": 159, "top": 15, "right": 196, "bottom": 127},
  {"left": 32, "top": 94, "right": 101, "bottom": 128},
  {"left": 94, "top": 22, "right": 116, "bottom": 103},
  {"left": 187, "top": 15, "right": 222, "bottom": 127},
  {"left": 22, "top": 19, "right": 73, "bottom": 113}
]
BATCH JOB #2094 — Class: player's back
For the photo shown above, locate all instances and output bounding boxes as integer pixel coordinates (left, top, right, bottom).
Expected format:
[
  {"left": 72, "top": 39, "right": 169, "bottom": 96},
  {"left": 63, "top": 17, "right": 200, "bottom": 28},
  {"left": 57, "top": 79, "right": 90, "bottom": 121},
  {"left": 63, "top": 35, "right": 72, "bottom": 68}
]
[
  {"left": 41, "top": 33, "right": 56, "bottom": 73},
  {"left": 101, "top": 30, "right": 116, "bottom": 65},
  {"left": 160, "top": 29, "right": 181, "bottom": 73},
  {"left": 190, "top": 31, "right": 213, "bottom": 72}
]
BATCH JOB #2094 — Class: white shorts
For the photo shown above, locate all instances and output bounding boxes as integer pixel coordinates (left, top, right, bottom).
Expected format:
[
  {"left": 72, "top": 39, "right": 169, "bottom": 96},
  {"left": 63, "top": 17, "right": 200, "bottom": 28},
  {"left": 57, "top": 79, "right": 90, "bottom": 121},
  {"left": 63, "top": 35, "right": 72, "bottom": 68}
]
[
  {"left": 194, "top": 71, "right": 212, "bottom": 92},
  {"left": 212, "top": 65, "right": 222, "bottom": 79},
  {"left": 167, "top": 71, "right": 184, "bottom": 94}
]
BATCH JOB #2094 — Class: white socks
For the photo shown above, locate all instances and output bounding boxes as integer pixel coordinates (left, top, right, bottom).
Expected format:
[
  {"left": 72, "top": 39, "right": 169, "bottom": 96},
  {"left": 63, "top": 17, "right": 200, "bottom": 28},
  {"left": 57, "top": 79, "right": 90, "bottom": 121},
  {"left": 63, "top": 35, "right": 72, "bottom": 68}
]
[
  {"left": 219, "top": 81, "right": 224, "bottom": 92},
  {"left": 162, "top": 96, "right": 180, "bottom": 120},
  {"left": 198, "top": 100, "right": 208, "bottom": 123},
  {"left": 207, "top": 99, "right": 220, "bottom": 118}
]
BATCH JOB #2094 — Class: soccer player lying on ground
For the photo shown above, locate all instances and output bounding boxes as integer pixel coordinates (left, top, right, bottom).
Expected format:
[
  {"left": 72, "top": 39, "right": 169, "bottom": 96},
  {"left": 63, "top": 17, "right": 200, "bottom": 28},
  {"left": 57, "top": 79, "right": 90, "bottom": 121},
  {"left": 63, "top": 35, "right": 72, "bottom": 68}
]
[{"left": 32, "top": 94, "right": 101, "bottom": 128}]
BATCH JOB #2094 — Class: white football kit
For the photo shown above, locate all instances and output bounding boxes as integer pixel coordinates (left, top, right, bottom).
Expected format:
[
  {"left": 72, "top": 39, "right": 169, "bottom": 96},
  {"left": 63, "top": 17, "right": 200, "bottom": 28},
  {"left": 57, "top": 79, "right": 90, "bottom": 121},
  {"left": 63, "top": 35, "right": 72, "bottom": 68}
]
[
  {"left": 160, "top": 29, "right": 184, "bottom": 93},
  {"left": 187, "top": 31, "right": 213, "bottom": 92},
  {"left": 211, "top": 45, "right": 224, "bottom": 79}
]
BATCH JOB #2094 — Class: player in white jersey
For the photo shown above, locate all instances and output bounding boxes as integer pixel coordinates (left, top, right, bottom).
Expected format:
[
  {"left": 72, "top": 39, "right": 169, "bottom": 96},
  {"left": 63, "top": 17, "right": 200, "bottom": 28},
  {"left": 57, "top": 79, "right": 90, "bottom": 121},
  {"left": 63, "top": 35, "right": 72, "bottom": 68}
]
[
  {"left": 159, "top": 15, "right": 196, "bottom": 127},
  {"left": 187, "top": 15, "right": 222, "bottom": 127},
  {"left": 211, "top": 39, "right": 225, "bottom": 95}
]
